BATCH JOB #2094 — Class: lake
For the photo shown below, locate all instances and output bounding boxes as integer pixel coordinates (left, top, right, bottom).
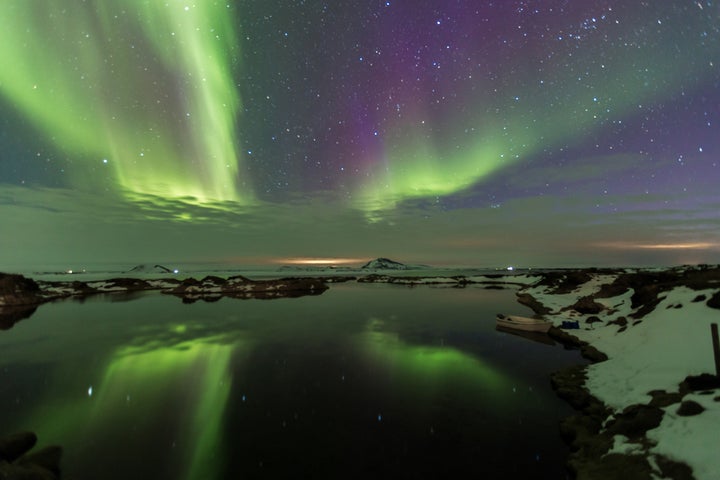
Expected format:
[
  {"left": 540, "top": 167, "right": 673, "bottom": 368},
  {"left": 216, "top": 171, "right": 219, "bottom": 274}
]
[{"left": 0, "top": 282, "right": 582, "bottom": 479}]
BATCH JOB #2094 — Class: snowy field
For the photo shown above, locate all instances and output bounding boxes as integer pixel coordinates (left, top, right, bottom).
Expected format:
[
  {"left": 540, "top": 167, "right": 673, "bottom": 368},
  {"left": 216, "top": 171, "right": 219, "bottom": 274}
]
[{"left": 523, "top": 269, "right": 720, "bottom": 480}]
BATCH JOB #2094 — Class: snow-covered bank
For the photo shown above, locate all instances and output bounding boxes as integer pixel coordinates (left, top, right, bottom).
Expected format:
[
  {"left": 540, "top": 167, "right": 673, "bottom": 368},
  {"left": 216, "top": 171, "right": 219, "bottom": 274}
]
[{"left": 519, "top": 266, "right": 720, "bottom": 480}]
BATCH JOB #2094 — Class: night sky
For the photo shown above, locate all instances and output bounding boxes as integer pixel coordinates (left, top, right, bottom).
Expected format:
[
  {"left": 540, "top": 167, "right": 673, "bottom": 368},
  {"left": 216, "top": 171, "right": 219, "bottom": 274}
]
[{"left": 1, "top": 1, "right": 719, "bottom": 269}]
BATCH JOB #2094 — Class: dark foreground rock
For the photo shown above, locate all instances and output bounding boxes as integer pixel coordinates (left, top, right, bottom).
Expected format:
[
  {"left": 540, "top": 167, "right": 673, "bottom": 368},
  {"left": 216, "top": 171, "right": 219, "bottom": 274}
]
[
  {"left": 547, "top": 327, "right": 609, "bottom": 363},
  {"left": 522, "top": 265, "right": 720, "bottom": 319},
  {"left": 550, "top": 361, "right": 695, "bottom": 480},
  {"left": 538, "top": 285, "right": 704, "bottom": 479},
  {"left": 0, "top": 431, "right": 62, "bottom": 479},
  {"left": 515, "top": 292, "right": 552, "bottom": 315},
  {"left": 593, "top": 265, "right": 720, "bottom": 318},
  {"left": 0, "top": 273, "right": 43, "bottom": 306}
]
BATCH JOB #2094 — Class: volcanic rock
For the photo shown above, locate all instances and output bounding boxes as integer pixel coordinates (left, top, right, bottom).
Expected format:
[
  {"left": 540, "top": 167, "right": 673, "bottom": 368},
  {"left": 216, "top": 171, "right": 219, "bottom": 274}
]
[
  {"left": 676, "top": 400, "right": 705, "bottom": 417},
  {"left": 648, "top": 390, "right": 684, "bottom": 408},
  {"left": 535, "top": 269, "right": 596, "bottom": 294},
  {"left": 707, "top": 291, "right": 720, "bottom": 309},
  {"left": 0, "top": 273, "right": 43, "bottom": 306},
  {"left": 568, "top": 296, "right": 605, "bottom": 315},
  {"left": 165, "top": 275, "right": 329, "bottom": 301},
  {"left": 515, "top": 292, "right": 552, "bottom": 315},
  {"left": 604, "top": 404, "right": 664, "bottom": 441},
  {"left": 681, "top": 373, "right": 720, "bottom": 391}
]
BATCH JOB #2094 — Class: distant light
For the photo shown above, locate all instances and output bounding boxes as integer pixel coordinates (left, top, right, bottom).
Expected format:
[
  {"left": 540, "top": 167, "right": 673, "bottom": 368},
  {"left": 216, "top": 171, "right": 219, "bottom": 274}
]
[
  {"left": 173, "top": 269, "right": 179, "bottom": 274},
  {"left": 88, "top": 386, "right": 93, "bottom": 397},
  {"left": 507, "top": 266, "right": 514, "bottom": 271},
  {"left": 67, "top": 269, "right": 73, "bottom": 274},
  {"left": 275, "top": 257, "right": 364, "bottom": 266}
]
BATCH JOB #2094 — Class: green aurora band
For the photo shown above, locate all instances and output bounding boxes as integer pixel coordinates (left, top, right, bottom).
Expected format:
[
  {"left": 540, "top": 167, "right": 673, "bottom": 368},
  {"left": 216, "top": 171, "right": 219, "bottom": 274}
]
[
  {"left": 0, "top": 1, "right": 250, "bottom": 205},
  {"left": 2, "top": 2, "right": 718, "bottom": 222},
  {"left": 355, "top": 8, "right": 720, "bottom": 219}
]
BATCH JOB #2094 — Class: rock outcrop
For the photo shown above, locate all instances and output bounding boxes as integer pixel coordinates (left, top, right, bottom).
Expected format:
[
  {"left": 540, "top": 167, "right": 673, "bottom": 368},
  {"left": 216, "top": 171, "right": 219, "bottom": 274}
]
[
  {"left": 0, "top": 273, "right": 43, "bottom": 306},
  {"left": 0, "top": 271, "right": 332, "bottom": 323},
  {"left": 524, "top": 267, "right": 720, "bottom": 479},
  {"left": 165, "top": 276, "right": 329, "bottom": 302},
  {"left": 0, "top": 431, "right": 62, "bottom": 479},
  {"left": 598, "top": 265, "right": 720, "bottom": 318}
]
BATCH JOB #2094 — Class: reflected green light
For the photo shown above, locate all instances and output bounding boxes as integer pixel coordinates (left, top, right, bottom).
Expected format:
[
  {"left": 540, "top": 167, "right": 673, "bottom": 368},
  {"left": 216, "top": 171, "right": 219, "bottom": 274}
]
[
  {"left": 0, "top": 1, "right": 251, "bottom": 206},
  {"left": 101, "top": 341, "right": 235, "bottom": 480},
  {"left": 357, "top": 318, "right": 511, "bottom": 398},
  {"left": 20, "top": 339, "right": 240, "bottom": 480}
]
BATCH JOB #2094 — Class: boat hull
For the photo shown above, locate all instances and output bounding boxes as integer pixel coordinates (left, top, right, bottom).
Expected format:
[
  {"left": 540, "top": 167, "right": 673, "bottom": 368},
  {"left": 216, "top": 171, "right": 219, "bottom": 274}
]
[{"left": 496, "top": 315, "right": 552, "bottom": 333}]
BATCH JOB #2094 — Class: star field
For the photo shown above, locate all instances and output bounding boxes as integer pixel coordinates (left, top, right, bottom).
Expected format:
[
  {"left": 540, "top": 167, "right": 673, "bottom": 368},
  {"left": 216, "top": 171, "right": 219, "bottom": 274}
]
[{"left": 1, "top": 0, "right": 719, "bottom": 267}]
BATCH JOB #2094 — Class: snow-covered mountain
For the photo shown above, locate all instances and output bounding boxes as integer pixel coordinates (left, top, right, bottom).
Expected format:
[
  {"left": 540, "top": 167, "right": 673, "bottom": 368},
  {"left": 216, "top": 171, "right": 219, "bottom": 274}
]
[
  {"left": 125, "top": 264, "right": 174, "bottom": 274},
  {"left": 360, "top": 258, "right": 414, "bottom": 270}
]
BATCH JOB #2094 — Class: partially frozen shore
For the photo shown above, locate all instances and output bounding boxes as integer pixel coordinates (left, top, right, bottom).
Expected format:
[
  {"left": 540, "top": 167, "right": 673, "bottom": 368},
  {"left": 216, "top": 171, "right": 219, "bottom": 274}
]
[
  {"left": 2, "top": 265, "right": 719, "bottom": 478},
  {"left": 516, "top": 266, "right": 720, "bottom": 480},
  {"left": 345, "top": 265, "right": 720, "bottom": 479}
]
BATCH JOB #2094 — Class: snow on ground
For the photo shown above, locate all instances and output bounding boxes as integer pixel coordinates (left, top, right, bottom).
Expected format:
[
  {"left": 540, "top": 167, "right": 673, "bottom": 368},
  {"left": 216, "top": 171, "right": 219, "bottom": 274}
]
[
  {"left": 524, "top": 275, "right": 720, "bottom": 480},
  {"left": 649, "top": 392, "right": 720, "bottom": 480},
  {"left": 580, "top": 288, "right": 717, "bottom": 408}
]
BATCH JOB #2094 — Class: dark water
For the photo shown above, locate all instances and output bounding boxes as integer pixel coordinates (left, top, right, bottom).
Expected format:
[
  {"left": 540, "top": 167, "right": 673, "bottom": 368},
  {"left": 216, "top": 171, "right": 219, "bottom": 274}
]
[{"left": 0, "top": 283, "right": 582, "bottom": 479}]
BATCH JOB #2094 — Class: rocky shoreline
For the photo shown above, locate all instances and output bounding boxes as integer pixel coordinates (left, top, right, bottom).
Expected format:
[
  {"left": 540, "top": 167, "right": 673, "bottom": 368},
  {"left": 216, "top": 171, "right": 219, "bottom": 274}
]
[
  {"left": 0, "top": 270, "right": 527, "bottom": 328},
  {"left": 517, "top": 265, "right": 720, "bottom": 480},
  {"left": 1, "top": 272, "right": 330, "bottom": 304},
  {"left": 546, "top": 330, "right": 714, "bottom": 480},
  {"left": 0, "top": 272, "right": 330, "bottom": 329}
]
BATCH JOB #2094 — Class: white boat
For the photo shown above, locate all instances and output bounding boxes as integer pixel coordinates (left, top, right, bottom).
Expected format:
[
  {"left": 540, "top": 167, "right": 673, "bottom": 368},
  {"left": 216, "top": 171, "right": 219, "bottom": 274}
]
[{"left": 496, "top": 314, "right": 553, "bottom": 333}]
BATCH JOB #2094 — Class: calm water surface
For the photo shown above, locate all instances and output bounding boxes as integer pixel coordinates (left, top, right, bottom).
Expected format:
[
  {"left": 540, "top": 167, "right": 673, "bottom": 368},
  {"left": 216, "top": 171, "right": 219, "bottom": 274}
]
[{"left": 0, "top": 283, "right": 582, "bottom": 479}]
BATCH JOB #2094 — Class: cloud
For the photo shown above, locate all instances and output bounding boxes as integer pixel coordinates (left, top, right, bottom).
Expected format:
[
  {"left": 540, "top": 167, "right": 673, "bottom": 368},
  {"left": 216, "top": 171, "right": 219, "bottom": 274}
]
[{"left": 1, "top": 183, "right": 718, "bottom": 270}]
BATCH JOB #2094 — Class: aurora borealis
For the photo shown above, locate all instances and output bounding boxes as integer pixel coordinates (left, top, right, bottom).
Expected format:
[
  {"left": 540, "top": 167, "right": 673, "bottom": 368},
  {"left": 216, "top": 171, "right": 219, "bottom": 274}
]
[
  {"left": 1, "top": 1, "right": 719, "bottom": 267},
  {"left": 0, "top": 1, "right": 247, "bottom": 204}
]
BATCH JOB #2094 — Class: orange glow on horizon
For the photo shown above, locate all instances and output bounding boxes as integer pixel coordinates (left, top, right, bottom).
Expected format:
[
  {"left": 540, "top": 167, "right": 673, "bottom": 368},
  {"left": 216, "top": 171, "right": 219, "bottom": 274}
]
[
  {"left": 274, "top": 257, "right": 366, "bottom": 266},
  {"left": 595, "top": 241, "right": 718, "bottom": 251}
]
